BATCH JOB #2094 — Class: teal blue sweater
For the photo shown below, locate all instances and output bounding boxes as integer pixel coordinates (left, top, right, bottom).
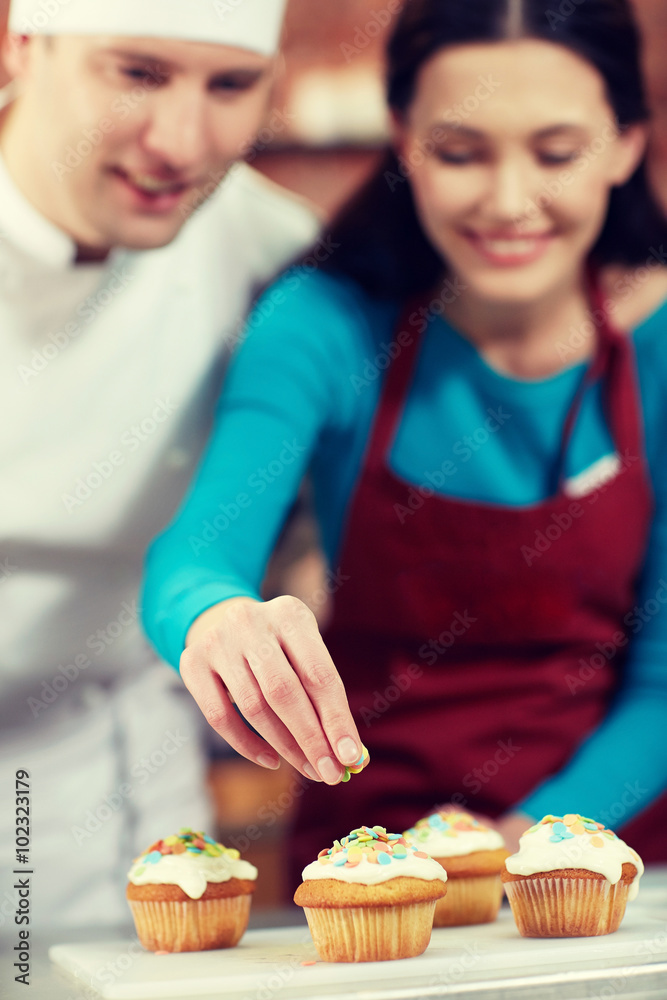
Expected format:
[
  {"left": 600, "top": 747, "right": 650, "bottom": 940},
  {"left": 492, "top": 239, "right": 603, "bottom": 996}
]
[{"left": 142, "top": 269, "right": 667, "bottom": 826}]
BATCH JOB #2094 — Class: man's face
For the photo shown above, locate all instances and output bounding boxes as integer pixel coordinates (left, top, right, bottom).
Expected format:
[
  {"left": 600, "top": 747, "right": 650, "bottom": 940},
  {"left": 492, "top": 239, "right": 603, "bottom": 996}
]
[{"left": 1, "top": 34, "right": 275, "bottom": 252}]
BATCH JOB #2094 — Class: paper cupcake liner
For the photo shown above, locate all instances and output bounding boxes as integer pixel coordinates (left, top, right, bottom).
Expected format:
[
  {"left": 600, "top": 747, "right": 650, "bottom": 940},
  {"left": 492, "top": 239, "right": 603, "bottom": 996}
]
[
  {"left": 128, "top": 894, "right": 251, "bottom": 952},
  {"left": 434, "top": 874, "right": 503, "bottom": 927},
  {"left": 302, "top": 901, "right": 437, "bottom": 962},
  {"left": 503, "top": 876, "right": 630, "bottom": 937}
]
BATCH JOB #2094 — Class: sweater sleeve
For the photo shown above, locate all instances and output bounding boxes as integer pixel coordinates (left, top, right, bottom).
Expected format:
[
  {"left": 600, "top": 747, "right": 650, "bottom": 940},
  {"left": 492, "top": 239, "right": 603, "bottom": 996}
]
[
  {"left": 140, "top": 269, "right": 368, "bottom": 668},
  {"left": 520, "top": 313, "right": 667, "bottom": 827}
]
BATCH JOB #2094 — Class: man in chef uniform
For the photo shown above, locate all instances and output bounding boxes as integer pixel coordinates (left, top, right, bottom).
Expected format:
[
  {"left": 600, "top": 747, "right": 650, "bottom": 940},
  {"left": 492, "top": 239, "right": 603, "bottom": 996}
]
[{"left": 0, "top": 0, "right": 318, "bottom": 930}]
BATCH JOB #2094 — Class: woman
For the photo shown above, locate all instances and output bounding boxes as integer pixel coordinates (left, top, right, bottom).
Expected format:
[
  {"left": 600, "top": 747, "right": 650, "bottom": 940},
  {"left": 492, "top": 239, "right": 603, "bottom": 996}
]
[{"left": 142, "top": 0, "right": 667, "bottom": 874}]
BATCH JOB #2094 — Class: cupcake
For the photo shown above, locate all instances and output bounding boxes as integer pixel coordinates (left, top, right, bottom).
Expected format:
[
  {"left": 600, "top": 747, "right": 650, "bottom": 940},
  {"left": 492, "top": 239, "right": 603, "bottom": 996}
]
[
  {"left": 126, "top": 827, "right": 257, "bottom": 952},
  {"left": 405, "top": 809, "right": 508, "bottom": 926},
  {"left": 294, "top": 825, "right": 447, "bottom": 962},
  {"left": 501, "top": 813, "right": 644, "bottom": 937}
]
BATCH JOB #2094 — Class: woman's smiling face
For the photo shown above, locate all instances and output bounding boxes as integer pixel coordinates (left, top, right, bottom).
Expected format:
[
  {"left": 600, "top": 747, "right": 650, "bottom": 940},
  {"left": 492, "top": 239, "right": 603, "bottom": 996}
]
[{"left": 395, "top": 39, "right": 645, "bottom": 306}]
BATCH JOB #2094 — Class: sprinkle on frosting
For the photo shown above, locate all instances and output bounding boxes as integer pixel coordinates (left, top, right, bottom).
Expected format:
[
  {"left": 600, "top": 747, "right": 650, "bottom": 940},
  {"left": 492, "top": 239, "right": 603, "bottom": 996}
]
[
  {"left": 506, "top": 814, "right": 644, "bottom": 899},
  {"left": 302, "top": 826, "right": 447, "bottom": 885},
  {"left": 341, "top": 745, "right": 370, "bottom": 783},
  {"left": 132, "top": 828, "right": 240, "bottom": 863},
  {"left": 316, "top": 826, "right": 413, "bottom": 867},
  {"left": 524, "top": 814, "right": 617, "bottom": 844},
  {"left": 127, "top": 829, "right": 258, "bottom": 899},
  {"left": 404, "top": 809, "right": 505, "bottom": 857}
]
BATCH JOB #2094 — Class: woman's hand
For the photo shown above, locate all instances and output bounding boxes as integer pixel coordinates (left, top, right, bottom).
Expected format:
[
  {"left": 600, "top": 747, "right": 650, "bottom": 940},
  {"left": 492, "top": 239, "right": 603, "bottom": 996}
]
[
  {"left": 180, "top": 596, "right": 363, "bottom": 784},
  {"left": 495, "top": 810, "right": 535, "bottom": 854}
]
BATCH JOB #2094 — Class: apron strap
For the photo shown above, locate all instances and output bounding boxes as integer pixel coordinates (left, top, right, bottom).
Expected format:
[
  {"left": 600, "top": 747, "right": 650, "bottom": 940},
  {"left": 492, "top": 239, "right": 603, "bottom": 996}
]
[
  {"left": 365, "top": 299, "right": 429, "bottom": 471},
  {"left": 555, "top": 274, "right": 644, "bottom": 491}
]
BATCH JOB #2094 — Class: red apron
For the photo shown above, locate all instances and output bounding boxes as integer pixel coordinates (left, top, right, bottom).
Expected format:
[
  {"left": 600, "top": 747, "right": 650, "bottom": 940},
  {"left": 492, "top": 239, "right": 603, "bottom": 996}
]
[{"left": 290, "top": 292, "right": 664, "bottom": 881}]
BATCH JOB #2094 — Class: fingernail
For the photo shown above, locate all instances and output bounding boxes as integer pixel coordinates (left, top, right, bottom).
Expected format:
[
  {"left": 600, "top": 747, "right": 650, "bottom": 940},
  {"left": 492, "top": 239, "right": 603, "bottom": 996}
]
[
  {"left": 303, "top": 763, "right": 322, "bottom": 782},
  {"left": 258, "top": 753, "right": 280, "bottom": 770},
  {"left": 336, "top": 737, "right": 360, "bottom": 764},
  {"left": 317, "top": 756, "right": 343, "bottom": 784}
]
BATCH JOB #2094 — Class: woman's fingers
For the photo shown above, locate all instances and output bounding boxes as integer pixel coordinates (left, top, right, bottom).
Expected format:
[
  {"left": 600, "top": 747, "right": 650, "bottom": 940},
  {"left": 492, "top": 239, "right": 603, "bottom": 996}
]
[
  {"left": 220, "top": 598, "right": 347, "bottom": 783},
  {"left": 275, "top": 600, "right": 363, "bottom": 770},
  {"left": 181, "top": 644, "right": 323, "bottom": 780},
  {"left": 179, "top": 650, "right": 280, "bottom": 768},
  {"left": 182, "top": 595, "right": 362, "bottom": 783}
]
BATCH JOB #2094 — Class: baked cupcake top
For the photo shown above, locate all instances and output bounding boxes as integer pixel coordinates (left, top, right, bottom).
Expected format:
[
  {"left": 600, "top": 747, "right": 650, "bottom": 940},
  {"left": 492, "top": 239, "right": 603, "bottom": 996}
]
[
  {"left": 405, "top": 809, "right": 506, "bottom": 857},
  {"left": 127, "top": 828, "right": 258, "bottom": 900},
  {"left": 302, "top": 825, "right": 448, "bottom": 885},
  {"left": 505, "top": 814, "right": 644, "bottom": 898}
]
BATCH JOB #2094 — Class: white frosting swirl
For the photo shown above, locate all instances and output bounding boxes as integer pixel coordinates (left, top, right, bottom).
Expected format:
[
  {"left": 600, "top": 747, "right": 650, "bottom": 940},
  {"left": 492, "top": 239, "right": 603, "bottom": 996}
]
[
  {"left": 127, "top": 854, "right": 258, "bottom": 899},
  {"left": 302, "top": 854, "right": 447, "bottom": 885},
  {"left": 505, "top": 820, "right": 643, "bottom": 900},
  {"left": 409, "top": 827, "right": 505, "bottom": 857}
]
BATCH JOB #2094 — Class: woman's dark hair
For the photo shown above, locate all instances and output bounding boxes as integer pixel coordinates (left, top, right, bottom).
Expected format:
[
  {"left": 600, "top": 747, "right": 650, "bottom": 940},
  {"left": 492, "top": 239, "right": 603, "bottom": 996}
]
[{"left": 321, "top": 0, "right": 667, "bottom": 298}]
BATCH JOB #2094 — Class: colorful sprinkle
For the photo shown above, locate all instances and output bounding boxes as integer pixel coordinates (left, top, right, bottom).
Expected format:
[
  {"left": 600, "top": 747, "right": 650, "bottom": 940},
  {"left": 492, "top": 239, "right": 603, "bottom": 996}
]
[
  {"left": 341, "top": 745, "right": 371, "bottom": 782},
  {"left": 135, "top": 830, "right": 243, "bottom": 866}
]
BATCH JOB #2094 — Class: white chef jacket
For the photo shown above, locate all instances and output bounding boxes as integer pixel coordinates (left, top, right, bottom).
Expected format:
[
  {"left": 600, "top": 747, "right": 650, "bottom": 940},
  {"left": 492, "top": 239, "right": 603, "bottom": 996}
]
[{"left": 0, "top": 104, "right": 320, "bottom": 930}]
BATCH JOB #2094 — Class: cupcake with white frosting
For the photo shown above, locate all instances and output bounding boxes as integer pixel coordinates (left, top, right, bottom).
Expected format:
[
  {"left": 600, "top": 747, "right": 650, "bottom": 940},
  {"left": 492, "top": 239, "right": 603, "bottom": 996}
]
[
  {"left": 501, "top": 813, "right": 644, "bottom": 937},
  {"left": 405, "top": 809, "right": 509, "bottom": 926},
  {"left": 126, "top": 827, "right": 257, "bottom": 952},
  {"left": 294, "top": 824, "right": 447, "bottom": 962}
]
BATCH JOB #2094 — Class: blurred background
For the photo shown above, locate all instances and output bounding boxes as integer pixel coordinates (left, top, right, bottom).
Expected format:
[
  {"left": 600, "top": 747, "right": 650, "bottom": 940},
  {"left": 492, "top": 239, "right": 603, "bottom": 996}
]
[{"left": 2, "top": 0, "right": 666, "bottom": 908}]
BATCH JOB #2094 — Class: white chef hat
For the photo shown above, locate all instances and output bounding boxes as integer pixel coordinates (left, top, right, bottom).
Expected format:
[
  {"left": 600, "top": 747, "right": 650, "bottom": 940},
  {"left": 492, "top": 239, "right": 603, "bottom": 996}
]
[{"left": 8, "top": 0, "right": 289, "bottom": 56}]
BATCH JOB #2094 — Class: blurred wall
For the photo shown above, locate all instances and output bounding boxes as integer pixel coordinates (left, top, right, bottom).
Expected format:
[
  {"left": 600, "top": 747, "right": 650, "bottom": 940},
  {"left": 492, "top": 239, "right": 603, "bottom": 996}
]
[{"left": 0, "top": 0, "right": 665, "bottom": 209}]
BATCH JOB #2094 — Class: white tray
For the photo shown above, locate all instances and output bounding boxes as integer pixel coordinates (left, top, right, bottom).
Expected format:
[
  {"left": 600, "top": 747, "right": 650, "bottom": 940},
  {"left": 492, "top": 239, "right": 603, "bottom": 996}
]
[{"left": 49, "top": 906, "right": 667, "bottom": 1000}]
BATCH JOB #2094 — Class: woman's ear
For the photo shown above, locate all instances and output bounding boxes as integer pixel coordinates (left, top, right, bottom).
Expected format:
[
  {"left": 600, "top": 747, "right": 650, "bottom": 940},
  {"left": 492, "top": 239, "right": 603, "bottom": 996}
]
[
  {"left": 609, "top": 122, "right": 648, "bottom": 186},
  {"left": 1, "top": 33, "right": 33, "bottom": 81}
]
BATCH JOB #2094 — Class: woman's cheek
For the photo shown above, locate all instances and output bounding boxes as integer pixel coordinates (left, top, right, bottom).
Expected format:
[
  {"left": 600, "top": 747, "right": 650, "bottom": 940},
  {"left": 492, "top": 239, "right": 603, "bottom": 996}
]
[{"left": 547, "top": 157, "right": 615, "bottom": 232}]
